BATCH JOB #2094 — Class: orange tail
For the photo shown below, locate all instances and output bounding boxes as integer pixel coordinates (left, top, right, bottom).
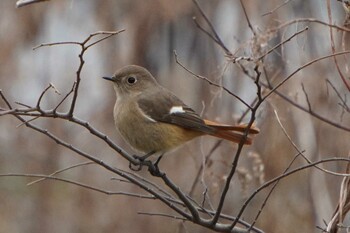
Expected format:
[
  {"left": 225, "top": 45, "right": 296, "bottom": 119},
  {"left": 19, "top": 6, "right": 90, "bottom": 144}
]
[{"left": 204, "top": 119, "right": 259, "bottom": 145}]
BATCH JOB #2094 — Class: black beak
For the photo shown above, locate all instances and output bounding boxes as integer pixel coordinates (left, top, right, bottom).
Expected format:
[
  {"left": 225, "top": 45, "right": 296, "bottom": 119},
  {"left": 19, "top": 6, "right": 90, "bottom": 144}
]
[{"left": 102, "top": 76, "right": 114, "bottom": 81}]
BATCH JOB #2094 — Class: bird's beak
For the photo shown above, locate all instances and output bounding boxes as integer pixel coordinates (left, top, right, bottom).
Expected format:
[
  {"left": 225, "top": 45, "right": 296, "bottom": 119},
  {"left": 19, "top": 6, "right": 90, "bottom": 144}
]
[{"left": 102, "top": 76, "right": 115, "bottom": 82}]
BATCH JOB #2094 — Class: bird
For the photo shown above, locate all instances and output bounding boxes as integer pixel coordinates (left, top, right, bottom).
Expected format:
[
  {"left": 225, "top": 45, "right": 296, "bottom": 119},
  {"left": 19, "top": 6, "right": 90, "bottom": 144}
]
[{"left": 103, "top": 65, "right": 259, "bottom": 161}]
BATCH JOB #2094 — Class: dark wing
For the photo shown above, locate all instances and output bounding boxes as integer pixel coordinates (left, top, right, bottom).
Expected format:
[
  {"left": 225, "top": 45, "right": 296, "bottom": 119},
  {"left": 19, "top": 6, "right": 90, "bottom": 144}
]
[{"left": 137, "top": 88, "right": 214, "bottom": 134}]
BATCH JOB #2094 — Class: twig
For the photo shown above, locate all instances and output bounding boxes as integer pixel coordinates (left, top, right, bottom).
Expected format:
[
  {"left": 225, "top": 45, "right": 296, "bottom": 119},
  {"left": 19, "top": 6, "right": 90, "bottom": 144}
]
[
  {"left": 192, "top": 0, "right": 233, "bottom": 56},
  {"left": 273, "top": 18, "right": 350, "bottom": 33},
  {"left": 262, "top": 0, "right": 292, "bottom": 16},
  {"left": 257, "top": 27, "right": 309, "bottom": 60},
  {"left": 189, "top": 140, "right": 222, "bottom": 196},
  {"left": 263, "top": 50, "right": 350, "bottom": 101},
  {"left": 54, "top": 82, "right": 76, "bottom": 112},
  {"left": 174, "top": 51, "right": 252, "bottom": 109},
  {"left": 326, "top": 79, "right": 350, "bottom": 113},
  {"left": 248, "top": 151, "right": 304, "bottom": 231},
  {"left": 301, "top": 83, "right": 312, "bottom": 112},
  {"left": 213, "top": 76, "right": 262, "bottom": 227},
  {"left": 233, "top": 156, "right": 350, "bottom": 230},
  {"left": 32, "top": 30, "right": 125, "bottom": 117},
  {"left": 240, "top": 0, "right": 256, "bottom": 36},
  {"left": 27, "top": 161, "right": 95, "bottom": 186},
  {"left": 327, "top": 0, "right": 350, "bottom": 91},
  {"left": 0, "top": 173, "right": 157, "bottom": 199},
  {"left": 138, "top": 211, "right": 187, "bottom": 221}
]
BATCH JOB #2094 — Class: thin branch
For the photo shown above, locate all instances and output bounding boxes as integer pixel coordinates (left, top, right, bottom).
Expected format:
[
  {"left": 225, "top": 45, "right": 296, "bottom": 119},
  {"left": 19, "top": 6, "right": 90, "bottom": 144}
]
[
  {"left": 0, "top": 90, "right": 192, "bottom": 221},
  {"left": 54, "top": 82, "right": 76, "bottom": 112},
  {"left": 32, "top": 30, "right": 125, "bottom": 117},
  {"left": 138, "top": 211, "right": 187, "bottom": 221},
  {"left": 248, "top": 151, "right": 304, "bottom": 231},
  {"left": 192, "top": 0, "right": 233, "bottom": 56},
  {"left": 326, "top": 79, "right": 350, "bottom": 112},
  {"left": 301, "top": 83, "right": 312, "bottom": 112},
  {"left": 257, "top": 27, "right": 309, "bottom": 60},
  {"left": 213, "top": 83, "right": 262, "bottom": 226},
  {"left": 327, "top": 0, "right": 350, "bottom": 91},
  {"left": 273, "top": 18, "right": 350, "bottom": 33},
  {"left": 233, "top": 157, "right": 350, "bottom": 229},
  {"left": 189, "top": 140, "right": 222, "bottom": 196},
  {"left": 254, "top": 79, "right": 350, "bottom": 132},
  {"left": 174, "top": 51, "right": 252, "bottom": 109},
  {"left": 263, "top": 50, "right": 350, "bottom": 101},
  {"left": 36, "top": 83, "right": 55, "bottom": 109},
  {"left": 33, "top": 41, "right": 81, "bottom": 50},
  {"left": 240, "top": 0, "right": 256, "bottom": 36},
  {"left": 261, "top": 0, "right": 292, "bottom": 16},
  {"left": 0, "top": 173, "right": 156, "bottom": 199},
  {"left": 27, "top": 161, "right": 95, "bottom": 186}
]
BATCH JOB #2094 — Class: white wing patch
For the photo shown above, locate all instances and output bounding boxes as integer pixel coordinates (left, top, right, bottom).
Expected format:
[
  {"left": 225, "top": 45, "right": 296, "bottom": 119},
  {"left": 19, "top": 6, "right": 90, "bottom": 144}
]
[{"left": 170, "top": 106, "right": 185, "bottom": 114}]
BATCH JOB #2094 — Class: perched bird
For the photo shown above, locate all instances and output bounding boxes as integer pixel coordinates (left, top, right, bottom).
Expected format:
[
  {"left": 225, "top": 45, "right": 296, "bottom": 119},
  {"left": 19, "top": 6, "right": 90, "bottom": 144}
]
[{"left": 103, "top": 65, "right": 259, "bottom": 160}]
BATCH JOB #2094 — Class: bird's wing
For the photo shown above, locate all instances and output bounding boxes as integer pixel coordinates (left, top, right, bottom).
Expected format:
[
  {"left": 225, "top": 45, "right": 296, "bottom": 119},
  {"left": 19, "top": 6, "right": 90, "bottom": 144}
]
[{"left": 137, "top": 89, "right": 214, "bottom": 134}]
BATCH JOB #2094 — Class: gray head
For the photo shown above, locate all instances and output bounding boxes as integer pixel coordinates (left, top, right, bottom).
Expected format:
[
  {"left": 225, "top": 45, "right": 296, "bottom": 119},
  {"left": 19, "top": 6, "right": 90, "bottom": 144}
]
[{"left": 103, "top": 65, "right": 159, "bottom": 98}]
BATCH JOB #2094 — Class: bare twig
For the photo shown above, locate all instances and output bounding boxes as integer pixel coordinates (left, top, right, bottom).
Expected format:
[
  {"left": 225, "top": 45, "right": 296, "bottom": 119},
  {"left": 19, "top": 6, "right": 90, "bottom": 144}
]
[
  {"left": 32, "top": 30, "right": 125, "bottom": 117},
  {"left": 192, "top": 0, "right": 233, "bottom": 56},
  {"left": 138, "top": 211, "right": 187, "bottom": 221},
  {"left": 326, "top": 79, "right": 350, "bottom": 113},
  {"left": 327, "top": 0, "right": 350, "bottom": 91},
  {"left": 301, "top": 83, "right": 312, "bottom": 112},
  {"left": 174, "top": 51, "right": 252, "bottom": 109},
  {"left": 0, "top": 173, "right": 162, "bottom": 199},
  {"left": 257, "top": 27, "right": 309, "bottom": 60},
  {"left": 262, "top": 0, "right": 292, "bottom": 16},
  {"left": 233, "top": 156, "right": 350, "bottom": 230},
  {"left": 240, "top": 0, "right": 256, "bottom": 36},
  {"left": 263, "top": 50, "right": 350, "bottom": 101},
  {"left": 27, "top": 161, "right": 95, "bottom": 186}
]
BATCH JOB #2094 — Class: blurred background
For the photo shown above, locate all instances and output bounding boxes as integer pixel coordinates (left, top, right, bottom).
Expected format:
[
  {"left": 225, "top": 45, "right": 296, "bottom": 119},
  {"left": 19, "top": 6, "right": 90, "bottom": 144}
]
[{"left": 0, "top": 0, "right": 350, "bottom": 232}]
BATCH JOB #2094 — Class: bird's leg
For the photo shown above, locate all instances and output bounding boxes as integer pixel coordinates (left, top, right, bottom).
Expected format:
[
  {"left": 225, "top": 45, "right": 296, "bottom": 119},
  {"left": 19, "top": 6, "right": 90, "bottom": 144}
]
[
  {"left": 129, "top": 151, "right": 156, "bottom": 171},
  {"left": 148, "top": 153, "right": 164, "bottom": 177},
  {"left": 133, "top": 150, "right": 156, "bottom": 161}
]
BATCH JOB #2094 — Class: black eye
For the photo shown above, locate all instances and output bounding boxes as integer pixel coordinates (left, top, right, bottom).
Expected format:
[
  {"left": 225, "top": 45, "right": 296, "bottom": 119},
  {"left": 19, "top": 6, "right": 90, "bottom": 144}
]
[{"left": 127, "top": 76, "right": 137, "bottom": 84}]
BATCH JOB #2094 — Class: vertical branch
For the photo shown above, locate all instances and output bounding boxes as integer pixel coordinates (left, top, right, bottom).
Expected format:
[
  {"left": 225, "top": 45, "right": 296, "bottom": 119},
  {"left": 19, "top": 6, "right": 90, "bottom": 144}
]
[{"left": 326, "top": 0, "right": 350, "bottom": 91}]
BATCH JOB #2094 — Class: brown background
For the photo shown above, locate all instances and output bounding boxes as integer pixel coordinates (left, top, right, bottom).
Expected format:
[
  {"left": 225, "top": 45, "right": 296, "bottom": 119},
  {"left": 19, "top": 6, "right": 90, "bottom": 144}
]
[{"left": 0, "top": 0, "right": 349, "bottom": 232}]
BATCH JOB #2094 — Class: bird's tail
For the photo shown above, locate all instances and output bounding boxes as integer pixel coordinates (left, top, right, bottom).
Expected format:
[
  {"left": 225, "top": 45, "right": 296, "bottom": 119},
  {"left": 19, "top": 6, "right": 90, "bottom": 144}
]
[{"left": 204, "top": 119, "right": 259, "bottom": 145}]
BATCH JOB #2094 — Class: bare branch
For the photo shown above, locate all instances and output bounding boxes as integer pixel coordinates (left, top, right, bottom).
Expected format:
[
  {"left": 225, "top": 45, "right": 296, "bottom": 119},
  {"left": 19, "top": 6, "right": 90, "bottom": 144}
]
[
  {"left": 257, "top": 27, "right": 309, "bottom": 60},
  {"left": 240, "top": 0, "right": 256, "bottom": 36},
  {"left": 192, "top": 0, "right": 233, "bottom": 56},
  {"left": 327, "top": 0, "right": 350, "bottom": 91},
  {"left": 27, "top": 161, "right": 95, "bottom": 186},
  {"left": 263, "top": 50, "right": 350, "bottom": 101},
  {"left": 301, "top": 83, "right": 312, "bottom": 112},
  {"left": 174, "top": 51, "right": 252, "bottom": 110},
  {"left": 261, "top": 0, "right": 292, "bottom": 16},
  {"left": 0, "top": 173, "right": 157, "bottom": 199},
  {"left": 138, "top": 211, "right": 187, "bottom": 221}
]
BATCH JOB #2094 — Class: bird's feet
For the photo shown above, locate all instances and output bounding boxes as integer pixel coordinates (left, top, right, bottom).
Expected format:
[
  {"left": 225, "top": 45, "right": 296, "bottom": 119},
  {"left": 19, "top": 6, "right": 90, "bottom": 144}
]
[{"left": 129, "top": 154, "right": 164, "bottom": 177}]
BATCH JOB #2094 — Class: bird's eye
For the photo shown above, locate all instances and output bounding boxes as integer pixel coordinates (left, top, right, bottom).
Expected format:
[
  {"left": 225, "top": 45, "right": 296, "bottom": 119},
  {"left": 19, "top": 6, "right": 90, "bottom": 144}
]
[{"left": 127, "top": 76, "right": 137, "bottom": 84}]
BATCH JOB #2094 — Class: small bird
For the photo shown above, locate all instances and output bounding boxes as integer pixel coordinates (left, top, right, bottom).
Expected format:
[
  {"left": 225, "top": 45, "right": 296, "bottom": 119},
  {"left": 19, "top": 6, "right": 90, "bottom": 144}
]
[{"left": 103, "top": 65, "right": 259, "bottom": 160}]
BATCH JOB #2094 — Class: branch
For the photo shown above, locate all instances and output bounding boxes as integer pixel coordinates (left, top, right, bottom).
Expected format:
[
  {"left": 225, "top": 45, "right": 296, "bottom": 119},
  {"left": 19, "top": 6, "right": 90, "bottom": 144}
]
[
  {"left": 32, "top": 30, "right": 125, "bottom": 116},
  {"left": 327, "top": 0, "right": 350, "bottom": 91},
  {"left": 192, "top": 0, "right": 233, "bottom": 56},
  {"left": 263, "top": 50, "right": 350, "bottom": 101},
  {"left": 174, "top": 51, "right": 252, "bottom": 110}
]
